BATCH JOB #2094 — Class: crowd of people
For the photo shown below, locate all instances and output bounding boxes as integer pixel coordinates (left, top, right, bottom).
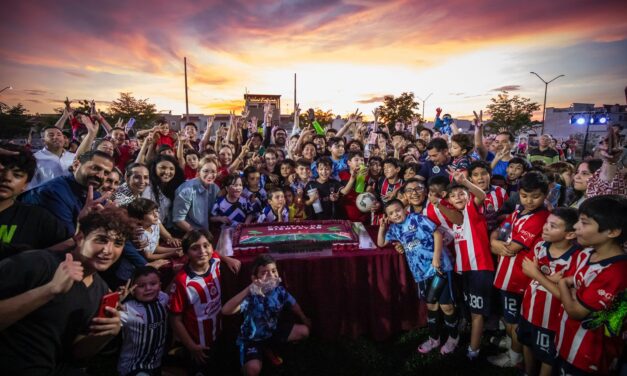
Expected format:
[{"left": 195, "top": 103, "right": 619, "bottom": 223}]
[{"left": 0, "top": 101, "right": 625, "bottom": 376}]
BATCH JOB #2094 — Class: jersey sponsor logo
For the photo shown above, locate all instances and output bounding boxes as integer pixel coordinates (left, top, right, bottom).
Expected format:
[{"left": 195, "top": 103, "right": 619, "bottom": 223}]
[
  {"left": 597, "top": 289, "right": 613, "bottom": 301},
  {"left": 519, "top": 229, "right": 534, "bottom": 243}
]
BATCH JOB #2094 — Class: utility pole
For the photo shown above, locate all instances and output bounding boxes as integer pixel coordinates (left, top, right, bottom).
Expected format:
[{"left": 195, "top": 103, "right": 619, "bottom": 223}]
[
  {"left": 530, "top": 72, "right": 564, "bottom": 135},
  {"left": 418, "top": 93, "right": 433, "bottom": 120},
  {"left": 294, "top": 73, "right": 297, "bottom": 114},
  {"left": 184, "top": 57, "right": 189, "bottom": 122}
]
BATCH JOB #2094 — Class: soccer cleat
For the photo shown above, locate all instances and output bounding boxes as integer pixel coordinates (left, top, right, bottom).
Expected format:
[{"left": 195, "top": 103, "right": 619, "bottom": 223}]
[
  {"left": 440, "top": 336, "right": 459, "bottom": 355},
  {"left": 487, "top": 352, "right": 520, "bottom": 367},
  {"left": 417, "top": 338, "right": 441, "bottom": 354}
]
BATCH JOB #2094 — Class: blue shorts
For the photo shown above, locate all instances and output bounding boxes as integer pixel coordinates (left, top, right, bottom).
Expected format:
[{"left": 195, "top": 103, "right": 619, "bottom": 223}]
[
  {"left": 238, "top": 320, "right": 294, "bottom": 366},
  {"left": 461, "top": 270, "right": 494, "bottom": 316},
  {"left": 418, "top": 272, "right": 454, "bottom": 306},
  {"left": 516, "top": 318, "right": 556, "bottom": 365},
  {"left": 500, "top": 291, "right": 523, "bottom": 324}
]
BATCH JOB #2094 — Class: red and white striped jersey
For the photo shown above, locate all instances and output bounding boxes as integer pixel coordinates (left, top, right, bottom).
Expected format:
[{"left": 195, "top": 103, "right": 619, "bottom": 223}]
[
  {"left": 555, "top": 248, "right": 627, "bottom": 374},
  {"left": 451, "top": 200, "right": 494, "bottom": 272},
  {"left": 168, "top": 252, "right": 222, "bottom": 347},
  {"left": 494, "top": 206, "right": 550, "bottom": 294},
  {"left": 477, "top": 186, "right": 508, "bottom": 231},
  {"left": 372, "top": 177, "right": 403, "bottom": 225},
  {"left": 520, "top": 241, "right": 581, "bottom": 332}
]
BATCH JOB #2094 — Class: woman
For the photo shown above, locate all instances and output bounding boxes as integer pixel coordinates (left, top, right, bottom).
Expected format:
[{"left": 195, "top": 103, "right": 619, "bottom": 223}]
[
  {"left": 101, "top": 167, "right": 122, "bottom": 194},
  {"left": 113, "top": 162, "right": 150, "bottom": 207},
  {"left": 569, "top": 159, "right": 602, "bottom": 208},
  {"left": 144, "top": 155, "right": 185, "bottom": 227}
]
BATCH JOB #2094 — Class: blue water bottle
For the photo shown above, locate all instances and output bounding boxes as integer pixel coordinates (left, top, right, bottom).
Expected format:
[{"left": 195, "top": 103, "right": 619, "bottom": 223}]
[
  {"left": 426, "top": 272, "right": 447, "bottom": 304},
  {"left": 497, "top": 223, "right": 512, "bottom": 242}
]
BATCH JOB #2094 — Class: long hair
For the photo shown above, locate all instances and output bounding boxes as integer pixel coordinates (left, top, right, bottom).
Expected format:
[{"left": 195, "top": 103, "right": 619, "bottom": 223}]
[{"left": 148, "top": 155, "right": 185, "bottom": 203}]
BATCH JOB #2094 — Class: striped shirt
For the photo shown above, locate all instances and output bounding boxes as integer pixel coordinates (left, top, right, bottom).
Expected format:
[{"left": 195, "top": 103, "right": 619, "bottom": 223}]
[
  {"left": 452, "top": 200, "right": 494, "bottom": 272},
  {"left": 211, "top": 196, "right": 254, "bottom": 226}
]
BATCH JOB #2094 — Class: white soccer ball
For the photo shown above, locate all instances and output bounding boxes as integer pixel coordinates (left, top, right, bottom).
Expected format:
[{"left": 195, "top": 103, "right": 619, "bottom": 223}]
[{"left": 356, "top": 192, "right": 377, "bottom": 213}]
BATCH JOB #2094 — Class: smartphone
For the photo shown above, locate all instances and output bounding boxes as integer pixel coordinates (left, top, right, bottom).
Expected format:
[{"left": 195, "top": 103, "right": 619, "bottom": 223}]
[{"left": 97, "top": 292, "right": 119, "bottom": 317}]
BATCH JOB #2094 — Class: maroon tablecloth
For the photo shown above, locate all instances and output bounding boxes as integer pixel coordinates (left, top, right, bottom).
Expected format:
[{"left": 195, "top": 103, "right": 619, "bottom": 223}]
[{"left": 221, "top": 237, "right": 427, "bottom": 341}]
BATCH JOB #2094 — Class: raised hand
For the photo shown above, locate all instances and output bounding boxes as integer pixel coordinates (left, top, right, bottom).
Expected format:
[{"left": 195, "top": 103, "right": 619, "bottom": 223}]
[
  {"left": 207, "top": 115, "right": 215, "bottom": 126},
  {"left": 79, "top": 114, "right": 98, "bottom": 134},
  {"left": 241, "top": 108, "right": 250, "bottom": 119},
  {"left": 78, "top": 186, "right": 110, "bottom": 220},
  {"left": 435, "top": 107, "right": 442, "bottom": 116},
  {"left": 49, "top": 253, "right": 84, "bottom": 295},
  {"left": 473, "top": 110, "right": 483, "bottom": 126},
  {"left": 294, "top": 103, "right": 301, "bottom": 117},
  {"left": 447, "top": 166, "right": 466, "bottom": 184},
  {"left": 372, "top": 108, "right": 379, "bottom": 122}
]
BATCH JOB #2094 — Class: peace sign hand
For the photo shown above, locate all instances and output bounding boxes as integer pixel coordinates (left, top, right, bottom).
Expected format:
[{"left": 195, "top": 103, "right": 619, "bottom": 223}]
[
  {"left": 473, "top": 110, "right": 483, "bottom": 126},
  {"left": 446, "top": 166, "right": 466, "bottom": 185},
  {"left": 78, "top": 185, "right": 111, "bottom": 221}
]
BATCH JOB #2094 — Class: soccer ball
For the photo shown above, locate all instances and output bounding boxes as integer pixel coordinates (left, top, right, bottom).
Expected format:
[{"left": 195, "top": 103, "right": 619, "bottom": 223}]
[{"left": 356, "top": 192, "right": 377, "bottom": 213}]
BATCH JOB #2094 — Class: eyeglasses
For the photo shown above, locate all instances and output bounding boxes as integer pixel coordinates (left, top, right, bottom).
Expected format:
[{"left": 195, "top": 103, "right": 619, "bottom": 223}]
[{"left": 404, "top": 187, "right": 424, "bottom": 194}]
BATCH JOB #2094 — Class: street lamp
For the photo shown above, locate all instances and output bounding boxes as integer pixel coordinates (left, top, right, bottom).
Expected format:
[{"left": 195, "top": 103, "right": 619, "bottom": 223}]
[
  {"left": 530, "top": 72, "right": 564, "bottom": 135},
  {"left": 0, "top": 86, "right": 12, "bottom": 94},
  {"left": 417, "top": 92, "right": 433, "bottom": 120}
]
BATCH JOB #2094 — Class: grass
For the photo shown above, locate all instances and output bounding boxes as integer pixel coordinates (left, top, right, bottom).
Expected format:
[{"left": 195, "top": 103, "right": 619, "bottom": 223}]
[{"left": 89, "top": 327, "right": 520, "bottom": 376}]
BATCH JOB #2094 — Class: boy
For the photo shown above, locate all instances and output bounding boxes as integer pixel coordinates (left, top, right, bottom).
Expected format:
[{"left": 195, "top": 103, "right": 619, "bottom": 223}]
[
  {"left": 378, "top": 199, "right": 458, "bottom": 355},
  {"left": 554, "top": 195, "right": 627, "bottom": 375},
  {"left": 340, "top": 151, "right": 367, "bottom": 223},
  {"left": 283, "top": 187, "right": 306, "bottom": 222},
  {"left": 489, "top": 171, "right": 551, "bottom": 368},
  {"left": 126, "top": 198, "right": 182, "bottom": 261},
  {"left": 118, "top": 266, "right": 170, "bottom": 376},
  {"left": 313, "top": 137, "right": 349, "bottom": 180},
  {"left": 168, "top": 229, "right": 241, "bottom": 375},
  {"left": 519, "top": 208, "right": 581, "bottom": 376},
  {"left": 467, "top": 161, "right": 508, "bottom": 232},
  {"left": 505, "top": 157, "right": 527, "bottom": 195},
  {"left": 222, "top": 254, "right": 311, "bottom": 376},
  {"left": 257, "top": 187, "right": 289, "bottom": 223},
  {"left": 290, "top": 160, "right": 311, "bottom": 195},
  {"left": 440, "top": 168, "right": 495, "bottom": 360},
  {"left": 304, "top": 157, "right": 346, "bottom": 220},
  {"left": 371, "top": 157, "right": 403, "bottom": 225}
]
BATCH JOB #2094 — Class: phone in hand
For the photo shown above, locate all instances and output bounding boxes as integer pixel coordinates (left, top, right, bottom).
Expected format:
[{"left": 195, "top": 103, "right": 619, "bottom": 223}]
[{"left": 97, "top": 292, "right": 119, "bottom": 317}]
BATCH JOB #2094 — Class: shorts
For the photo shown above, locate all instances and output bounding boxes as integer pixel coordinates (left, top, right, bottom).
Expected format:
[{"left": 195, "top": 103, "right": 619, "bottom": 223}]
[
  {"left": 461, "top": 270, "right": 494, "bottom": 316},
  {"left": 516, "top": 318, "right": 556, "bottom": 365},
  {"left": 418, "top": 272, "right": 454, "bottom": 306},
  {"left": 239, "top": 320, "right": 295, "bottom": 366},
  {"left": 552, "top": 357, "right": 596, "bottom": 376},
  {"left": 500, "top": 291, "right": 523, "bottom": 324}
]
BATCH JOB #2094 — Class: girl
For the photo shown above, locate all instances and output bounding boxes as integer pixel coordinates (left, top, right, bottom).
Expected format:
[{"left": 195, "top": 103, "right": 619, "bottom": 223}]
[
  {"left": 145, "top": 155, "right": 185, "bottom": 228},
  {"left": 366, "top": 156, "right": 383, "bottom": 189},
  {"left": 301, "top": 142, "right": 317, "bottom": 164},
  {"left": 101, "top": 167, "right": 122, "bottom": 194},
  {"left": 211, "top": 173, "right": 255, "bottom": 227},
  {"left": 569, "top": 159, "right": 602, "bottom": 208},
  {"left": 262, "top": 149, "right": 280, "bottom": 188}
]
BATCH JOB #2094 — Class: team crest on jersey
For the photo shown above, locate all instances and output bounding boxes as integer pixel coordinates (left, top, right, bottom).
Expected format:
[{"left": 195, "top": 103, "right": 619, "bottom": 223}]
[
  {"left": 540, "top": 264, "right": 551, "bottom": 275},
  {"left": 485, "top": 203, "right": 495, "bottom": 213}
]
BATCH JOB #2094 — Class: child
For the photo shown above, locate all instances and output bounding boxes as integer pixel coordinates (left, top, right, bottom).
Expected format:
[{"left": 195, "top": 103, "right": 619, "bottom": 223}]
[
  {"left": 467, "top": 161, "right": 509, "bottom": 232},
  {"left": 304, "top": 157, "right": 346, "bottom": 220},
  {"left": 283, "top": 187, "right": 306, "bottom": 222},
  {"left": 340, "top": 151, "right": 367, "bottom": 223},
  {"left": 377, "top": 199, "right": 458, "bottom": 355},
  {"left": 553, "top": 195, "right": 627, "bottom": 375},
  {"left": 257, "top": 187, "right": 289, "bottom": 223},
  {"left": 290, "top": 159, "right": 311, "bottom": 195},
  {"left": 222, "top": 254, "right": 311, "bottom": 376},
  {"left": 449, "top": 133, "right": 474, "bottom": 173},
  {"left": 312, "top": 137, "right": 349, "bottom": 180},
  {"left": 211, "top": 173, "right": 255, "bottom": 227},
  {"left": 118, "top": 266, "right": 169, "bottom": 376},
  {"left": 183, "top": 150, "right": 200, "bottom": 180},
  {"left": 278, "top": 159, "right": 295, "bottom": 189},
  {"left": 489, "top": 171, "right": 550, "bottom": 368},
  {"left": 505, "top": 157, "right": 527, "bottom": 195},
  {"left": 371, "top": 157, "right": 404, "bottom": 225},
  {"left": 402, "top": 162, "right": 421, "bottom": 181},
  {"left": 401, "top": 178, "right": 427, "bottom": 213},
  {"left": 168, "top": 229, "right": 240, "bottom": 375},
  {"left": 440, "top": 169, "right": 495, "bottom": 360},
  {"left": 126, "top": 198, "right": 182, "bottom": 261},
  {"left": 366, "top": 156, "right": 383, "bottom": 189},
  {"left": 519, "top": 208, "right": 581, "bottom": 376},
  {"left": 154, "top": 119, "right": 177, "bottom": 149}
]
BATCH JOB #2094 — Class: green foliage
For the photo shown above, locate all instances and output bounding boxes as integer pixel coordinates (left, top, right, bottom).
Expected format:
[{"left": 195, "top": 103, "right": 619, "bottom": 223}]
[
  {"left": 298, "top": 108, "right": 335, "bottom": 129},
  {"left": 376, "top": 92, "right": 420, "bottom": 132},
  {"left": 0, "top": 103, "right": 32, "bottom": 138},
  {"left": 485, "top": 91, "right": 540, "bottom": 135},
  {"left": 109, "top": 92, "right": 158, "bottom": 129}
]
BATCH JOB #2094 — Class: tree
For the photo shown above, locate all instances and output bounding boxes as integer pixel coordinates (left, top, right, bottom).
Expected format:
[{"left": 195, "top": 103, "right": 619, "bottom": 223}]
[
  {"left": 298, "top": 108, "right": 335, "bottom": 129},
  {"left": 376, "top": 92, "right": 420, "bottom": 132},
  {"left": 485, "top": 91, "right": 540, "bottom": 135},
  {"left": 0, "top": 103, "right": 31, "bottom": 138},
  {"left": 108, "top": 92, "right": 158, "bottom": 128}
]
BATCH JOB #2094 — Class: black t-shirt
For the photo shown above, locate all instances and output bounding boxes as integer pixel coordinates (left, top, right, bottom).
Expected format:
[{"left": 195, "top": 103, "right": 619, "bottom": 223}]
[
  {"left": 304, "top": 179, "right": 345, "bottom": 220},
  {"left": 0, "top": 250, "right": 109, "bottom": 375},
  {"left": 0, "top": 202, "right": 70, "bottom": 260}
]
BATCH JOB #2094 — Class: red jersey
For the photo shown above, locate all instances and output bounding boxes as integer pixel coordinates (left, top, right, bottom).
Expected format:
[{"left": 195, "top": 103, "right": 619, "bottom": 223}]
[
  {"left": 115, "top": 144, "right": 132, "bottom": 173},
  {"left": 156, "top": 133, "right": 176, "bottom": 148},
  {"left": 168, "top": 252, "right": 222, "bottom": 347},
  {"left": 494, "top": 206, "right": 550, "bottom": 294},
  {"left": 521, "top": 241, "right": 581, "bottom": 332},
  {"left": 478, "top": 186, "right": 508, "bottom": 231},
  {"left": 184, "top": 165, "right": 197, "bottom": 180},
  {"left": 424, "top": 200, "right": 455, "bottom": 250},
  {"left": 555, "top": 249, "right": 627, "bottom": 374},
  {"left": 452, "top": 200, "right": 494, "bottom": 272},
  {"left": 339, "top": 174, "right": 368, "bottom": 223},
  {"left": 372, "top": 177, "right": 403, "bottom": 225}
]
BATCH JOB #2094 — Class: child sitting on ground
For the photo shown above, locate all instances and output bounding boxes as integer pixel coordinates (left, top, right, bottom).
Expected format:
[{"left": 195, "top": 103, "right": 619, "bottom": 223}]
[
  {"left": 378, "top": 199, "right": 459, "bottom": 355},
  {"left": 222, "top": 254, "right": 311, "bottom": 376},
  {"left": 118, "top": 266, "right": 169, "bottom": 376}
]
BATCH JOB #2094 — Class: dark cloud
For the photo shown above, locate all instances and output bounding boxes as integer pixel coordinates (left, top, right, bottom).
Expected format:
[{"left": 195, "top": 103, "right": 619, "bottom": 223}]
[
  {"left": 23, "top": 89, "right": 48, "bottom": 96},
  {"left": 491, "top": 85, "right": 521, "bottom": 92},
  {"left": 356, "top": 95, "right": 388, "bottom": 104}
]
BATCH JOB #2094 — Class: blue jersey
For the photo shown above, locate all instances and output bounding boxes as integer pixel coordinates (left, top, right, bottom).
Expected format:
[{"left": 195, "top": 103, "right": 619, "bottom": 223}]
[
  {"left": 238, "top": 285, "right": 296, "bottom": 342},
  {"left": 385, "top": 213, "right": 453, "bottom": 282},
  {"left": 211, "top": 196, "right": 254, "bottom": 226},
  {"left": 311, "top": 154, "right": 348, "bottom": 180}
]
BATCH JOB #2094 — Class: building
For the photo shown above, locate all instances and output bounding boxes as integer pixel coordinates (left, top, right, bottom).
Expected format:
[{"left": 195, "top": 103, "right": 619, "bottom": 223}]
[
  {"left": 543, "top": 103, "right": 627, "bottom": 140},
  {"left": 244, "top": 94, "right": 281, "bottom": 127}
]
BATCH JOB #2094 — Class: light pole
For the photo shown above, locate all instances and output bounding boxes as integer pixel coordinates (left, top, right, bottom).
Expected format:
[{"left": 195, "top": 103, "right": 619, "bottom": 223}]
[
  {"left": 530, "top": 72, "right": 564, "bottom": 135},
  {"left": 0, "top": 86, "right": 12, "bottom": 94},
  {"left": 417, "top": 92, "right": 433, "bottom": 120}
]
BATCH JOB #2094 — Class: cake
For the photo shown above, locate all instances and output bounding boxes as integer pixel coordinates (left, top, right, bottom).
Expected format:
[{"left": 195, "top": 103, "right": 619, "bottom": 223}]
[{"left": 232, "top": 220, "right": 359, "bottom": 256}]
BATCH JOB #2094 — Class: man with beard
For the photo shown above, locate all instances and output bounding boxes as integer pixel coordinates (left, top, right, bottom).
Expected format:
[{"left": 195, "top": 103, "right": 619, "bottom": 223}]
[
  {"left": 0, "top": 144, "right": 69, "bottom": 260},
  {"left": 29, "top": 125, "right": 76, "bottom": 189},
  {"left": 272, "top": 127, "right": 288, "bottom": 152},
  {"left": 0, "top": 208, "right": 129, "bottom": 374},
  {"left": 20, "top": 150, "right": 114, "bottom": 235}
]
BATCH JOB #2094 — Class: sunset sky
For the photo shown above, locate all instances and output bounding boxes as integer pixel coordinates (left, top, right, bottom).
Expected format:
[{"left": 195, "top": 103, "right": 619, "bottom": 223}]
[{"left": 1, "top": 0, "right": 626, "bottom": 121}]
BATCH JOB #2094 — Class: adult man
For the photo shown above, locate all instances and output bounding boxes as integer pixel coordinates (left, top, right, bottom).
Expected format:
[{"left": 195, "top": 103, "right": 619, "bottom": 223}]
[
  {"left": 20, "top": 150, "right": 114, "bottom": 235},
  {"left": 0, "top": 144, "right": 68, "bottom": 259},
  {"left": 110, "top": 127, "right": 133, "bottom": 173},
  {"left": 273, "top": 127, "right": 288, "bottom": 150},
  {"left": 418, "top": 138, "right": 452, "bottom": 181},
  {"left": 0, "top": 208, "right": 130, "bottom": 374},
  {"left": 489, "top": 131, "right": 515, "bottom": 177},
  {"left": 29, "top": 125, "right": 76, "bottom": 188},
  {"left": 527, "top": 134, "right": 559, "bottom": 165}
]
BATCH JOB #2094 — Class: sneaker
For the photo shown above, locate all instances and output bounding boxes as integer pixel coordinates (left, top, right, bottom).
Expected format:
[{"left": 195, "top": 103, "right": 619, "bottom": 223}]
[
  {"left": 487, "top": 352, "right": 518, "bottom": 367},
  {"left": 497, "top": 336, "right": 511, "bottom": 350},
  {"left": 417, "top": 338, "right": 440, "bottom": 354},
  {"left": 466, "top": 346, "right": 480, "bottom": 360},
  {"left": 440, "top": 336, "right": 459, "bottom": 355}
]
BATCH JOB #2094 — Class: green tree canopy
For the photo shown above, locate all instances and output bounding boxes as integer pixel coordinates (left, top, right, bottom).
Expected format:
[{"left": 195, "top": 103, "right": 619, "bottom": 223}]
[
  {"left": 485, "top": 91, "right": 540, "bottom": 135},
  {"left": 298, "top": 108, "right": 335, "bottom": 128},
  {"left": 109, "top": 92, "right": 158, "bottom": 128},
  {"left": 377, "top": 92, "right": 420, "bottom": 132}
]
